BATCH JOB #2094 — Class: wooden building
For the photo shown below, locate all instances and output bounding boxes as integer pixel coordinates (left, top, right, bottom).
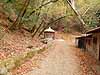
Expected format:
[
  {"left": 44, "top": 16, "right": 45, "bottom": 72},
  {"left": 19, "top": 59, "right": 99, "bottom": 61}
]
[
  {"left": 76, "top": 27, "right": 100, "bottom": 60},
  {"left": 84, "top": 34, "right": 92, "bottom": 52},
  {"left": 86, "top": 27, "right": 100, "bottom": 60}
]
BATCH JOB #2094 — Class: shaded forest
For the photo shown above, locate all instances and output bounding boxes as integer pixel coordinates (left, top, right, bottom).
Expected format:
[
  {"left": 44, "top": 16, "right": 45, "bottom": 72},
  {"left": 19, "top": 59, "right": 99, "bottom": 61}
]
[{"left": 0, "top": 0, "right": 100, "bottom": 35}]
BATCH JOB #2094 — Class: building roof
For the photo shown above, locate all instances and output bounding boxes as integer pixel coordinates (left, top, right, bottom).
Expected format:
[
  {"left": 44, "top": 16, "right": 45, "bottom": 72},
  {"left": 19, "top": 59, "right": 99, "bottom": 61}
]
[
  {"left": 44, "top": 27, "right": 55, "bottom": 33},
  {"left": 76, "top": 34, "right": 92, "bottom": 39},
  {"left": 86, "top": 27, "right": 100, "bottom": 34},
  {"left": 76, "top": 34, "right": 86, "bottom": 39}
]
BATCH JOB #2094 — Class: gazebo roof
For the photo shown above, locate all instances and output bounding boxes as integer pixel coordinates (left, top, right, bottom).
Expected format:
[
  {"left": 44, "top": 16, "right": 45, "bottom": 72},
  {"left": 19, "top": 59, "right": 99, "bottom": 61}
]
[{"left": 44, "top": 27, "right": 55, "bottom": 33}]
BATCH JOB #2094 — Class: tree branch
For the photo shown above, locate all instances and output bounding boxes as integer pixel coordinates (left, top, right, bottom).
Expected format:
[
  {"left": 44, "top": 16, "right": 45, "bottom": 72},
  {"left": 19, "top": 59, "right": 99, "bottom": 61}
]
[
  {"left": 28, "top": 0, "right": 58, "bottom": 17},
  {"left": 82, "top": 7, "right": 91, "bottom": 16},
  {"left": 9, "top": 0, "right": 30, "bottom": 30},
  {"left": 39, "top": 15, "right": 66, "bottom": 36},
  {"left": 32, "top": 20, "right": 44, "bottom": 37},
  {"left": 65, "top": 0, "right": 87, "bottom": 33}
]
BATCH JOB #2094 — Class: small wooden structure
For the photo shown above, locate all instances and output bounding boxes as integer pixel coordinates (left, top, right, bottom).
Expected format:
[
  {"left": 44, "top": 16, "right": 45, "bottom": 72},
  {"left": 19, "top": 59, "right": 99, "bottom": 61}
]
[
  {"left": 86, "top": 27, "right": 100, "bottom": 60},
  {"left": 44, "top": 27, "right": 55, "bottom": 39},
  {"left": 76, "top": 27, "right": 100, "bottom": 60}
]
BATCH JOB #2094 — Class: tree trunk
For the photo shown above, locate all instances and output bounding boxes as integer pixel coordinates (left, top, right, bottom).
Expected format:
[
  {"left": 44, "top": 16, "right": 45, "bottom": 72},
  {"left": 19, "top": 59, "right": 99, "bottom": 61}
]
[
  {"left": 9, "top": 0, "right": 30, "bottom": 31},
  {"left": 66, "top": 0, "right": 87, "bottom": 33},
  {"left": 31, "top": 25, "right": 36, "bottom": 33},
  {"left": 69, "top": 0, "right": 75, "bottom": 9},
  {"left": 32, "top": 20, "right": 44, "bottom": 37}
]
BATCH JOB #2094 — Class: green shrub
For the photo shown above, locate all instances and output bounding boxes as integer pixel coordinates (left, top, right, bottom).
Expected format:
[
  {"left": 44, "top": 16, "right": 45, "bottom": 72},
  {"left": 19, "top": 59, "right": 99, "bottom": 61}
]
[{"left": 25, "top": 51, "right": 36, "bottom": 59}]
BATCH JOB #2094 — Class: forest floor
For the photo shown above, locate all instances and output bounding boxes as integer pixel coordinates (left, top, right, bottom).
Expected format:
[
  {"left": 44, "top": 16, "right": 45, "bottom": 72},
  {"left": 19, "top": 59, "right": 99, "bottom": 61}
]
[{"left": 0, "top": 29, "right": 100, "bottom": 75}]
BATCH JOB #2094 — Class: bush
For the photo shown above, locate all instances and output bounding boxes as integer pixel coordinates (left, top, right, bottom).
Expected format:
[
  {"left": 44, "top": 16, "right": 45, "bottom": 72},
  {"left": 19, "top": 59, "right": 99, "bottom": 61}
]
[{"left": 25, "top": 51, "right": 36, "bottom": 59}]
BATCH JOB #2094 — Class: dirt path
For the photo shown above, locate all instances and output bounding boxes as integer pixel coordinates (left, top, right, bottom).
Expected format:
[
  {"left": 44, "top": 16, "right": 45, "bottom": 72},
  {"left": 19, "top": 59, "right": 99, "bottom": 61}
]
[
  {"left": 13, "top": 32, "right": 100, "bottom": 75},
  {"left": 24, "top": 39, "right": 84, "bottom": 75}
]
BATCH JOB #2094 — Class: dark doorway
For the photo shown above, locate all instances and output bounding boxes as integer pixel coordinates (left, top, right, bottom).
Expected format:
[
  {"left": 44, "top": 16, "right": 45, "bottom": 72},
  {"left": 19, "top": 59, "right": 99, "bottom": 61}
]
[{"left": 78, "top": 39, "right": 86, "bottom": 49}]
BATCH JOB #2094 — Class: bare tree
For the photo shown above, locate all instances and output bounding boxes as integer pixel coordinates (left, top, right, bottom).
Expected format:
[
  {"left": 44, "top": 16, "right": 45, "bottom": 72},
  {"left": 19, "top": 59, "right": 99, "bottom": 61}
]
[
  {"left": 65, "top": 0, "right": 87, "bottom": 33},
  {"left": 9, "top": 0, "right": 30, "bottom": 30},
  {"left": 68, "top": 0, "right": 75, "bottom": 9},
  {"left": 28, "top": 0, "right": 58, "bottom": 17},
  {"left": 39, "top": 15, "right": 66, "bottom": 36},
  {"left": 32, "top": 20, "right": 44, "bottom": 37}
]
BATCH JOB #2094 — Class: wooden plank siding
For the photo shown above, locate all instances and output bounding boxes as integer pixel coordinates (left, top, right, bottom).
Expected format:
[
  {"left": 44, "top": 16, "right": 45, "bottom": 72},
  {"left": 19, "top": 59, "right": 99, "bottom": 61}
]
[
  {"left": 86, "top": 27, "right": 100, "bottom": 60},
  {"left": 76, "top": 30, "right": 100, "bottom": 61}
]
